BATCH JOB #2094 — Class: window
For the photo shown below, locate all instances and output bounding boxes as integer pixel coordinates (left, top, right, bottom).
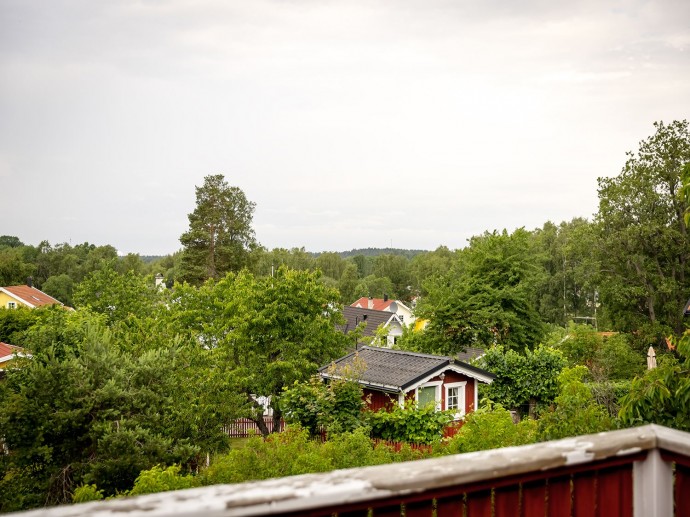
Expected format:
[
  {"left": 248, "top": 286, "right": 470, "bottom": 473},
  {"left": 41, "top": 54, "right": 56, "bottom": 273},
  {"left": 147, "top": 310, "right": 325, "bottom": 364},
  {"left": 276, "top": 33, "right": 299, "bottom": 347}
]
[
  {"left": 416, "top": 381, "right": 442, "bottom": 410},
  {"left": 7, "top": 302, "right": 16, "bottom": 309},
  {"left": 445, "top": 381, "right": 467, "bottom": 418}
]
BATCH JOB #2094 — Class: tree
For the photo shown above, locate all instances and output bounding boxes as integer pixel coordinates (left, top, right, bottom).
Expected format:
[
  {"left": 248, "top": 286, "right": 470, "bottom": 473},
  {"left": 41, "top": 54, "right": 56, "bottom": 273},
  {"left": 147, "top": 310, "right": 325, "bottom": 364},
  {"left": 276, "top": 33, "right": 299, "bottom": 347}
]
[
  {"left": 595, "top": 120, "right": 690, "bottom": 336},
  {"left": 538, "top": 366, "right": 613, "bottom": 440},
  {"left": 73, "top": 260, "right": 159, "bottom": 324},
  {"left": 416, "top": 229, "right": 546, "bottom": 354},
  {"left": 179, "top": 174, "right": 257, "bottom": 284},
  {"left": 480, "top": 345, "right": 566, "bottom": 416},
  {"left": 168, "top": 267, "right": 348, "bottom": 436}
]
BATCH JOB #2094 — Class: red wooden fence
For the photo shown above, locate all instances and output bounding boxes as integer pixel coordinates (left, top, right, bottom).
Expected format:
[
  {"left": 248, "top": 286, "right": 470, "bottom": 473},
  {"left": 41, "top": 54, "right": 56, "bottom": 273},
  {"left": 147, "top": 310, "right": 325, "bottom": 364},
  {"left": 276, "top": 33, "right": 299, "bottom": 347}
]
[{"left": 224, "top": 417, "right": 285, "bottom": 437}]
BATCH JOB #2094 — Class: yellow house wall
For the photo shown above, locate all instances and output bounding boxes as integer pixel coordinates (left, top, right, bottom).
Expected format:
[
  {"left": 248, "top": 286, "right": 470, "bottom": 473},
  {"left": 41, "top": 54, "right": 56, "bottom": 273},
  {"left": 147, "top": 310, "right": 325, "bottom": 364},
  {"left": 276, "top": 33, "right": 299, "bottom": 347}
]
[{"left": 0, "top": 292, "right": 30, "bottom": 309}]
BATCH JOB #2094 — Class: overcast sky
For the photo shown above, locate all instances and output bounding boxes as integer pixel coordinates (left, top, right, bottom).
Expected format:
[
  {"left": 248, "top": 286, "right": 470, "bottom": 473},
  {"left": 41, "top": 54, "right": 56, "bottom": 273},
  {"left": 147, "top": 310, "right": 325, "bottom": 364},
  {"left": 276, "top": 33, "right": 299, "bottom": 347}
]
[{"left": 1, "top": 1, "right": 689, "bottom": 255}]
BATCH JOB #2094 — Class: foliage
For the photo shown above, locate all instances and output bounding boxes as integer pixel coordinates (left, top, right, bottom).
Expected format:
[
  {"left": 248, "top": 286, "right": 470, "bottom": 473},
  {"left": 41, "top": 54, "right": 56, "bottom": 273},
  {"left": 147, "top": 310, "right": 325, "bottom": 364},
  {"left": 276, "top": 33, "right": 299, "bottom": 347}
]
[
  {"left": 281, "top": 373, "right": 367, "bottom": 437},
  {"left": 0, "top": 311, "right": 235, "bottom": 511},
  {"left": 367, "top": 402, "right": 455, "bottom": 445},
  {"left": 128, "top": 465, "right": 199, "bottom": 496},
  {"left": 416, "top": 229, "right": 546, "bottom": 354},
  {"left": 202, "top": 427, "right": 431, "bottom": 486},
  {"left": 444, "top": 403, "right": 537, "bottom": 454},
  {"left": 595, "top": 120, "right": 690, "bottom": 335},
  {"left": 537, "top": 367, "right": 613, "bottom": 441},
  {"left": 71, "top": 484, "right": 104, "bottom": 503},
  {"left": 73, "top": 260, "right": 159, "bottom": 324},
  {"left": 594, "top": 334, "right": 644, "bottom": 380},
  {"left": 0, "top": 306, "right": 41, "bottom": 346},
  {"left": 619, "top": 331, "right": 690, "bottom": 431},
  {"left": 168, "top": 267, "right": 348, "bottom": 435},
  {"left": 179, "top": 174, "right": 257, "bottom": 283},
  {"left": 480, "top": 345, "right": 566, "bottom": 414}
]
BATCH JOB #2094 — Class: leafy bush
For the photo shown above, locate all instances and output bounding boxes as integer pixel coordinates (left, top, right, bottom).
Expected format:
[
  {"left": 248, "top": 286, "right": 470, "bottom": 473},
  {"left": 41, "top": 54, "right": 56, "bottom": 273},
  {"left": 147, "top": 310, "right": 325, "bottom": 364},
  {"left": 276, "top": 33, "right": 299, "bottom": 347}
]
[
  {"left": 71, "top": 484, "right": 104, "bottom": 503},
  {"left": 367, "top": 402, "right": 454, "bottom": 445},
  {"left": 444, "top": 403, "right": 537, "bottom": 454},
  {"left": 281, "top": 371, "right": 366, "bottom": 437},
  {"left": 128, "top": 465, "right": 199, "bottom": 496},
  {"left": 538, "top": 367, "right": 613, "bottom": 441}
]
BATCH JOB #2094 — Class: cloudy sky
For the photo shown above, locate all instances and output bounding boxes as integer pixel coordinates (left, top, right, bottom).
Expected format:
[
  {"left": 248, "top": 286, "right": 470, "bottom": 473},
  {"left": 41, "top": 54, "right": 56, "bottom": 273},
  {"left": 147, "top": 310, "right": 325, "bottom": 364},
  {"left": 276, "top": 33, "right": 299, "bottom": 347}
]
[{"left": 1, "top": 1, "right": 688, "bottom": 255}]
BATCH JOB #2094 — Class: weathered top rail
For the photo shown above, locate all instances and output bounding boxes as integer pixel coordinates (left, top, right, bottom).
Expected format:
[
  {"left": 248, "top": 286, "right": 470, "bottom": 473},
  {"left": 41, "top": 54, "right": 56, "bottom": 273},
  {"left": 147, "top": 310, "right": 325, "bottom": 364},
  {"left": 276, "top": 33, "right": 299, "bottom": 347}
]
[{"left": 15, "top": 424, "right": 690, "bottom": 517}]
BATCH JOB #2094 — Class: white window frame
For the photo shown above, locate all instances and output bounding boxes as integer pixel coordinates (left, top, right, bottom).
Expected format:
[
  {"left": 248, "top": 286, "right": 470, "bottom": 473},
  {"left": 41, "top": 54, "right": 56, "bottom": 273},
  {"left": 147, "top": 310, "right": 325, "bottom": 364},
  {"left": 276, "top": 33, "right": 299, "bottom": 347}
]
[
  {"left": 7, "top": 302, "right": 16, "bottom": 309},
  {"left": 416, "top": 381, "right": 442, "bottom": 411},
  {"left": 444, "top": 381, "right": 467, "bottom": 419}
]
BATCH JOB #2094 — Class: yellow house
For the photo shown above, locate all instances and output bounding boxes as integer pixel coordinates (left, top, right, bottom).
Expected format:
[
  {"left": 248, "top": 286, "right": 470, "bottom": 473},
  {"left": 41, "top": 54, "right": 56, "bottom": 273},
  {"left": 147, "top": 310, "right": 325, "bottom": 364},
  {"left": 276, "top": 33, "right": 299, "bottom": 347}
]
[{"left": 0, "top": 285, "right": 63, "bottom": 309}]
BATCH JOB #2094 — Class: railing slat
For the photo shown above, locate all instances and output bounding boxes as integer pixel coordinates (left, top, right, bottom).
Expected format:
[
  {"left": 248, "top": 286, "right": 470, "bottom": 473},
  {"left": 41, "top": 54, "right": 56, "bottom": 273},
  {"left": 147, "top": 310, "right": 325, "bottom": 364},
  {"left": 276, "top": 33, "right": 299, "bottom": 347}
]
[
  {"left": 547, "top": 476, "right": 572, "bottom": 517},
  {"left": 494, "top": 484, "right": 520, "bottom": 517},
  {"left": 675, "top": 464, "right": 690, "bottom": 517},
  {"left": 466, "top": 489, "right": 492, "bottom": 517},
  {"left": 522, "top": 480, "right": 547, "bottom": 517},
  {"left": 597, "top": 465, "right": 633, "bottom": 517},
  {"left": 435, "top": 495, "right": 464, "bottom": 517},
  {"left": 573, "top": 471, "right": 596, "bottom": 517},
  {"left": 405, "top": 499, "right": 435, "bottom": 517}
]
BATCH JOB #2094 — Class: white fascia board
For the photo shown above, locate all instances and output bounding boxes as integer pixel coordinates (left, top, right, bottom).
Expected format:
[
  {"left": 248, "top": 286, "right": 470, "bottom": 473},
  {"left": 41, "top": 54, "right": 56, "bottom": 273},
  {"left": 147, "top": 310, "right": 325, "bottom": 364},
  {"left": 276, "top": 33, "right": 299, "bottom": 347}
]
[
  {"left": 0, "top": 288, "right": 35, "bottom": 308},
  {"left": 404, "top": 364, "right": 493, "bottom": 393}
]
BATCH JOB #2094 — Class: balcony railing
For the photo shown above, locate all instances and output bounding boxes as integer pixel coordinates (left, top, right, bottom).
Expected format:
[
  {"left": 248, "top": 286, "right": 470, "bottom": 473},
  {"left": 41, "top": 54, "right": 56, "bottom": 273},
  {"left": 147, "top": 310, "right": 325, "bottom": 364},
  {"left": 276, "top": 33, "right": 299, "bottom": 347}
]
[{"left": 17, "top": 424, "right": 690, "bottom": 516}]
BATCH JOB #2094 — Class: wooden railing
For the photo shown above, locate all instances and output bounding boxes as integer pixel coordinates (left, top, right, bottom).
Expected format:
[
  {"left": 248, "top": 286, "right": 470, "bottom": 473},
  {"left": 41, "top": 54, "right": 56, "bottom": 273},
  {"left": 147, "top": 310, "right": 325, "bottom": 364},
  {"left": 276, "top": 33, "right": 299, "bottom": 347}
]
[{"left": 16, "top": 424, "right": 690, "bottom": 516}]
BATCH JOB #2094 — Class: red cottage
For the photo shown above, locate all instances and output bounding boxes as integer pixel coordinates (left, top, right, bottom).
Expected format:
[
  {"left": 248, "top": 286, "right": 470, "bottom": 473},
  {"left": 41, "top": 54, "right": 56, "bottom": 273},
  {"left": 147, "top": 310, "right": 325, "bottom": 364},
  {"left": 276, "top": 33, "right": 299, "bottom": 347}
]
[{"left": 319, "top": 346, "right": 495, "bottom": 419}]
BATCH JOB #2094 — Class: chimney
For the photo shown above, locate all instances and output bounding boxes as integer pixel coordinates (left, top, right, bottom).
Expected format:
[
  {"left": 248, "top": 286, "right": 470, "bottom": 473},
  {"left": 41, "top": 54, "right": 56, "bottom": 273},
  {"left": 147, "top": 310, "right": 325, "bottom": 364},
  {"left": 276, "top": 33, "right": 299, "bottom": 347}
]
[
  {"left": 26, "top": 276, "right": 33, "bottom": 288},
  {"left": 155, "top": 273, "right": 165, "bottom": 289},
  {"left": 383, "top": 294, "right": 389, "bottom": 302},
  {"left": 368, "top": 297, "right": 373, "bottom": 309}
]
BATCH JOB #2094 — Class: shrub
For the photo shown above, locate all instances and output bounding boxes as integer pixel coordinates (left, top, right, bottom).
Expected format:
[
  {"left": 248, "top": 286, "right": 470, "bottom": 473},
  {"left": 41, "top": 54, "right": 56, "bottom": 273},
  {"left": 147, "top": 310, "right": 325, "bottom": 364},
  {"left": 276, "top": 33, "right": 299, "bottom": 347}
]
[
  {"left": 445, "top": 403, "right": 537, "bottom": 454},
  {"left": 71, "top": 484, "right": 104, "bottom": 503},
  {"left": 367, "top": 402, "right": 454, "bottom": 445},
  {"left": 128, "top": 465, "right": 199, "bottom": 496}
]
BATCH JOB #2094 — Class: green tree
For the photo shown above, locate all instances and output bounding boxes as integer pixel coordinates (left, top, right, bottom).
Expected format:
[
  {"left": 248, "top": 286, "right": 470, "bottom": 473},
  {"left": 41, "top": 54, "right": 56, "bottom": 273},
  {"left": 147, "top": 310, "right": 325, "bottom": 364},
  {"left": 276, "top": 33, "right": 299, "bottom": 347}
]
[
  {"left": 41, "top": 274, "right": 74, "bottom": 307},
  {"left": 595, "top": 120, "right": 690, "bottom": 336},
  {"left": 416, "top": 229, "right": 546, "bottom": 354},
  {"left": 179, "top": 174, "right": 257, "bottom": 284},
  {"left": 619, "top": 331, "right": 690, "bottom": 431},
  {"left": 73, "top": 260, "right": 158, "bottom": 324},
  {"left": 0, "top": 318, "right": 204, "bottom": 510},
  {"left": 538, "top": 366, "right": 613, "bottom": 440},
  {"left": 480, "top": 345, "right": 566, "bottom": 415},
  {"left": 338, "top": 262, "right": 359, "bottom": 303},
  {"left": 170, "top": 267, "right": 347, "bottom": 436}
]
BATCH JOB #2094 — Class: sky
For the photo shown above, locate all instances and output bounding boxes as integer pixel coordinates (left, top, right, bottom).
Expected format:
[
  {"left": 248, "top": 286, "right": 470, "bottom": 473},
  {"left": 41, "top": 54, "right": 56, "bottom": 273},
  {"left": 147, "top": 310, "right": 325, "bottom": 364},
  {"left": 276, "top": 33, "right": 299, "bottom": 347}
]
[{"left": 1, "top": 0, "right": 689, "bottom": 256}]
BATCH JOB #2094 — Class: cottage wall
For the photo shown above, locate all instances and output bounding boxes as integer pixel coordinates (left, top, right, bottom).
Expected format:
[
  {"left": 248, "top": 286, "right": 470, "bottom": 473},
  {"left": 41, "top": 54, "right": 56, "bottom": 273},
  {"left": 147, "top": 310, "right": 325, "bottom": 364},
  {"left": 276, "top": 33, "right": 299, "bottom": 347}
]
[
  {"left": 364, "top": 389, "right": 397, "bottom": 411},
  {"left": 425, "top": 370, "right": 476, "bottom": 414}
]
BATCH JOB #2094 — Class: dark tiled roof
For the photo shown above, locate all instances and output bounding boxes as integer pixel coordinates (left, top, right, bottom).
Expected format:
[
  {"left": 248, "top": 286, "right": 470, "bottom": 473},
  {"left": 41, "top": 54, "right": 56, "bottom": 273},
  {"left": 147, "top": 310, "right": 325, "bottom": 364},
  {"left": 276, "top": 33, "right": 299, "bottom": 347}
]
[
  {"left": 320, "top": 346, "right": 494, "bottom": 391},
  {"left": 339, "top": 306, "right": 397, "bottom": 338},
  {"left": 456, "top": 347, "right": 486, "bottom": 362}
]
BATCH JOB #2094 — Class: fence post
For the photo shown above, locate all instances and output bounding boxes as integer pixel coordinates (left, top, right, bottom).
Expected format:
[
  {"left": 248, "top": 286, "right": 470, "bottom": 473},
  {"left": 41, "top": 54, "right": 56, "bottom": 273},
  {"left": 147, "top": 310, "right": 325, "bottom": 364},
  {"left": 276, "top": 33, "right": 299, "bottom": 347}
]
[{"left": 633, "top": 449, "right": 673, "bottom": 517}]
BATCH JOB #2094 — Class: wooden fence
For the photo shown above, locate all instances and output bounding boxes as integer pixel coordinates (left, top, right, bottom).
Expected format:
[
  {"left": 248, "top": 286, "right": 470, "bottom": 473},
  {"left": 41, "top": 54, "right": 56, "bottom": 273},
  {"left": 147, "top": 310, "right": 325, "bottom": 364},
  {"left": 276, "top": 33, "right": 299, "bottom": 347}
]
[
  {"left": 223, "top": 416, "right": 285, "bottom": 437},
  {"left": 20, "top": 424, "right": 690, "bottom": 517}
]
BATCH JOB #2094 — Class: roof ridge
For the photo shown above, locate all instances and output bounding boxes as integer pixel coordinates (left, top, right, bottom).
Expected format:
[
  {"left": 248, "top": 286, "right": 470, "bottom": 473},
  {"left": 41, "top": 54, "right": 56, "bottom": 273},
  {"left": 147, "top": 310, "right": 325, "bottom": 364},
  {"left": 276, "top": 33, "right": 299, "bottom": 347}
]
[{"left": 359, "top": 346, "right": 451, "bottom": 361}]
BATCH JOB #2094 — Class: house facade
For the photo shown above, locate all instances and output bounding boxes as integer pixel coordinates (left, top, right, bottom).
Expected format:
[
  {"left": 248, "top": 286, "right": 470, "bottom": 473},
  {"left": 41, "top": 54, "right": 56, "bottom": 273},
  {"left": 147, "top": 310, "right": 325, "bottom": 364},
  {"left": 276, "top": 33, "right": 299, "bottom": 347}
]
[
  {"left": 339, "top": 306, "right": 404, "bottom": 347},
  {"left": 0, "top": 285, "right": 64, "bottom": 309},
  {"left": 319, "top": 346, "right": 495, "bottom": 418},
  {"left": 351, "top": 296, "right": 415, "bottom": 325}
]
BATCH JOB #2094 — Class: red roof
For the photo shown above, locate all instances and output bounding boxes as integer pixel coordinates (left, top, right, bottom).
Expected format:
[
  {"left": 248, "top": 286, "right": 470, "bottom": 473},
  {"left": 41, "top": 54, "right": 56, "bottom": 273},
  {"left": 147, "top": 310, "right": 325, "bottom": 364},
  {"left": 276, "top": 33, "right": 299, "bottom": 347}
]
[
  {"left": 351, "top": 297, "right": 395, "bottom": 311},
  {"left": 1, "top": 285, "right": 62, "bottom": 307},
  {"left": 0, "top": 342, "right": 23, "bottom": 358}
]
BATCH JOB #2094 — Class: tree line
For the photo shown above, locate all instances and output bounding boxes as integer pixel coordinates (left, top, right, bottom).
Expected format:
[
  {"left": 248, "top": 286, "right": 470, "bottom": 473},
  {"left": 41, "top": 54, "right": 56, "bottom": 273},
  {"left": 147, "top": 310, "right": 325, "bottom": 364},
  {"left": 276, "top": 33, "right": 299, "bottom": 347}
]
[{"left": 0, "top": 119, "right": 689, "bottom": 510}]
